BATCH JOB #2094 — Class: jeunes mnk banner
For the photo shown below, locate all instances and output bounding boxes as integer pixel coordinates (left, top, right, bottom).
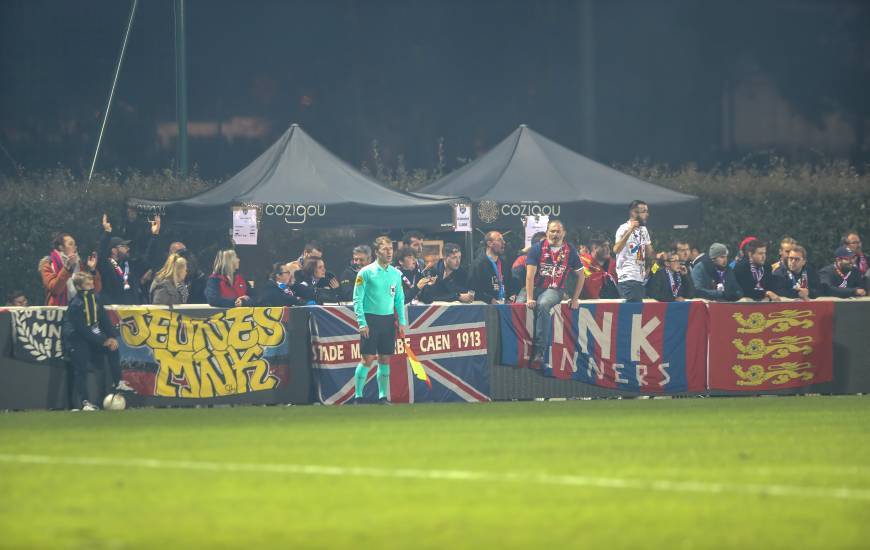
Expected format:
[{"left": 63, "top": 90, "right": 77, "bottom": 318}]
[
  {"left": 111, "top": 307, "right": 290, "bottom": 398},
  {"left": 707, "top": 302, "right": 833, "bottom": 391},
  {"left": 310, "top": 304, "right": 490, "bottom": 404},
  {"left": 499, "top": 302, "right": 707, "bottom": 393}
]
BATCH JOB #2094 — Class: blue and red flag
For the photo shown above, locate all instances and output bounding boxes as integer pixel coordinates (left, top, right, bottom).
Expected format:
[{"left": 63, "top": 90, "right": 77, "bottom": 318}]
[
  {"left": 498, "top": 302, "right": 706, "bottom": 393},
  {"left": 310, "top": 304, "right": 490, "bottom": 404}
]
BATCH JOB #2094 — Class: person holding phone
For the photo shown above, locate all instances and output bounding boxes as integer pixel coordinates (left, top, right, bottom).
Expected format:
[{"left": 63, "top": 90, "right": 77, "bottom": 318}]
[
  {"left": 613, "top": 200, "right": 655, "bottom": 302},
  {"left": 396, "top": 246, "right": 433, "bottom": 304},
  {"left": 39, "top": 232, "right": 101, "bottom": 306}
]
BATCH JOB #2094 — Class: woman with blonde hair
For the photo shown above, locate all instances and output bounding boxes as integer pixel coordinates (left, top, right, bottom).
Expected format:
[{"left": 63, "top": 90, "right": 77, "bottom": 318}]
[
  {"left": 205, "top": 249, "right": 251, "bottom": 307},
  {"left": 150, "top": 254, "right": 189, "bottom": 305}
]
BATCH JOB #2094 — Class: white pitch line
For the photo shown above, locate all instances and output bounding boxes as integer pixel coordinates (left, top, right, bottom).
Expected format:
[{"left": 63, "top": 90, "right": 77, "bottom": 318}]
[{"left": 0, "top": 453, "right": 868, "bottom": 502}]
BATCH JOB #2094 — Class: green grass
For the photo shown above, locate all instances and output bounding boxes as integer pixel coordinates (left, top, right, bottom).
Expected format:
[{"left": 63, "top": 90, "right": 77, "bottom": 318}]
[{"left": 1, "top": 396, "right": 868, "bottom": 549}]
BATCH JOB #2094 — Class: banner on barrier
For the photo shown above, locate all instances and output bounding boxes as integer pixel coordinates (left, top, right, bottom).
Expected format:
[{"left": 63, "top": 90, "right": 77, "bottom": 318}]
[
  {"left": 498, "top": 302, "right": 707, "bottom": 393},
  {"left": 10, "top": 308, "right": 65, "bottom": 363},
  {"left": 707, "top": 302, "right": 834, "bottom": 391},
  {"left": 310, "top": 305, "right": 490, "bottom": 404},
  {"left": 111, "top": 307, "right": 290, "bottom": 398}
]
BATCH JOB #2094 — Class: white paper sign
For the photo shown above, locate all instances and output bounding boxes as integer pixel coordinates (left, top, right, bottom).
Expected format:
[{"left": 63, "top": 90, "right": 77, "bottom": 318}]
[
  {"left": 454, "top": 203, "right": 472, "bottom": 232},
  {"left": 524, "top": 215, "right": 549, "bottom": 247},
  {"left": 232, "top": 207, "right": 258, "bottom": 246}
]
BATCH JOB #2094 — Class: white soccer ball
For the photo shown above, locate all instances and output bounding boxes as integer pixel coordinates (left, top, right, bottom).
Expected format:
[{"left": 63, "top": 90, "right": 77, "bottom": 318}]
[{"left": 102, "top": 393, "right": 127, "bottom": 411}]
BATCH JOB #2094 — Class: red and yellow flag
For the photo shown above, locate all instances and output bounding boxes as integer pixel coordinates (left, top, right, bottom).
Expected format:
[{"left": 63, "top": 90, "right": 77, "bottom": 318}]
[{"left": 405, "top": 346, "right": 432, "bottom": 389}]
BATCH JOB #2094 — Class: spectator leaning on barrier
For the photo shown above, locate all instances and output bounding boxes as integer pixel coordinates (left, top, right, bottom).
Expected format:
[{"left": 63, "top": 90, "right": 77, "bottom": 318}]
[
  {"left": 818, "top": 246, "right": 867, "bottom": 298},
  {"left": 580, "top": 238, "right": 618, "bottom": 299},
  {"left": 613, "top": 200, "right": 654, "bottom": 302},
  {"left": 39, "top": 232, "right": 101, "bottom": 306},
  {"left": 771, "top": 236, "right": 797, "bottom": 272},
  {"left": 396, "top": 246, "right": 432, "bottom": 304},
  {"left": 842, "top": 231, "right": 867, "bottom": 276},
  {"left": 296, "top": 257, "right": 340, "bottom": 304},
  {"left": 647, "top": 249, "right": 695, "bottom": 302},
  {"left": 691, "top": 243, "right": 743, "bottom": 301},
  {"left": 97, "top": 214, "right": 157, "bottom": 305},
  {"left": 338, "top": 245, "right": 372, "bottom": 302},
  {"left": 62, "top": 271, "right": 133, "bottom": 411},
  {"left": 469, "top": 231, "right": 513, "bottom": 304},
  {"left": 206, "top": 249, "right": 251, "bottom": 308},
  {"left": 257, "top": 262, "right": 304, "bottom": 307},
  {"left": 420, "top": 242, "right": 473, "bottom": 303},
  {"left": 734, "top": 240, "right": 780, "bottom": 301},
  {"left": 519, "top": 219, "right": 585, "bottom": 363},
  {"left": 149, "top": 254, "right": 189, "bottom": 306},
  {"left": 5, "top": 290, "right": 28, "bottom": 307},
  {"left": 772, "top": 244, "right": 820, "bottom": 300},
  {"left": 730, "top": 236, "right": 758, "bottom": 270}
]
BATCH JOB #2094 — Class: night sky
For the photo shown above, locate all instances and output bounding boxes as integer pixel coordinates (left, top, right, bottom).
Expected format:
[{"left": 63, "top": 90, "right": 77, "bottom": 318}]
[{"left": 1, "top": 0, "right": 867, "bottom": 180}]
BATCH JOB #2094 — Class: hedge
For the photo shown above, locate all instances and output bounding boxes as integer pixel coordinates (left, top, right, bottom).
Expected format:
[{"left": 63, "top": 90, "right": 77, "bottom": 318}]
[{"left": 1, "top": 160, "right": 868, "bottom": 305}]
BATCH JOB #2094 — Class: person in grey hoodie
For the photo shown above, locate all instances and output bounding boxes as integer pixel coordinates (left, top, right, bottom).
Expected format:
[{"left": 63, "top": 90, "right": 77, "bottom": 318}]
[{"left": 691, "top": 243, "right": 743, "bottom": 301}]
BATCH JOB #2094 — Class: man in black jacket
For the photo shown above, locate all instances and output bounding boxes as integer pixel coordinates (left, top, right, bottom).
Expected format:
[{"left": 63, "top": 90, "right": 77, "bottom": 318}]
[
  {"left": 420, "top": 243, "right": 474, "bottom": 303},
  {"left": 818, "top": 246, "right": 867, "bottom": 298},
  {"left": 97, "top": 213, "right": 156, "bottom": 305},
  {"left": 257, "top": 262, "right": 305, "bottom": 306},
  {"left": 469, "top": 231, "right": 513, "bottom": 304},
  {"left": 396, "top": 246, "right": 433, "bottom": 304},
  {"left": 690, "top": 243, "right": 743, "bottom": 301},
  {"left": 771, "top": 244, "right": 821, "bottom": 300},
  {"left": 62, "top": 272, "right": 132, "bottom": 411},
  {"left": 338, "top": 245, "right": 371, "bottom": 302},
  {"left": 733, "top": 240, "right": 781, "bottom": 301},
  {"left": 647, "top": 249, "right": 695, "bottom": 302}
]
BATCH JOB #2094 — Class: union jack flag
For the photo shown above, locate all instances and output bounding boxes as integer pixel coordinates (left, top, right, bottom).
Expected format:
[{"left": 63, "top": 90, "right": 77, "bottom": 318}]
[{"left": 309, "top": 305, "right": 491, "bottom": 404}]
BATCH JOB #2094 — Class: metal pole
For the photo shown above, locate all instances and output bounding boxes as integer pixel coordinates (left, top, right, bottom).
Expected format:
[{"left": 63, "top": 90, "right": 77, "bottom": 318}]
[
  {"left": 174, "top": 0, "right": 189, "bottom": 179},
  {"left": 579, "top": 0, "right": 595, "bottom": 157},
  {"left": 87, "top": 0, "right": 138, "bottom": 185}
]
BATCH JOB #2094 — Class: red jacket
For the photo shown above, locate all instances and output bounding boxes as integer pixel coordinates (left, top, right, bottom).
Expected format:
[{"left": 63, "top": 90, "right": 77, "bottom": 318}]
[{"left": 579, "top": 253, "right": 616, "bottom": 299}]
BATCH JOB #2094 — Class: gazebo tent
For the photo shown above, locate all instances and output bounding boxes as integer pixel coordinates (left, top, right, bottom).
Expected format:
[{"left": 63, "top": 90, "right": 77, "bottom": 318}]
[
  {"left": 129, "top": 124, "right": 457, "bottom": 229},
  {"left": 420, "top": 125, "right": 701, "bottom": 230}
]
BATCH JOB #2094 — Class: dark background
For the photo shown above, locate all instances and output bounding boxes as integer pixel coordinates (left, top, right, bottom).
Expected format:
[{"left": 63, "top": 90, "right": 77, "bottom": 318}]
[{"left": 1, "top": 0, "right": 868, "bottom": 181}]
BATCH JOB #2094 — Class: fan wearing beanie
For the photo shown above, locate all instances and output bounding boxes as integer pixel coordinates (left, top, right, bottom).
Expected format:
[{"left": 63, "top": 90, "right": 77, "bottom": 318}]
[{"left": 691, "top": 243, "right": 743, "bottom": 301}]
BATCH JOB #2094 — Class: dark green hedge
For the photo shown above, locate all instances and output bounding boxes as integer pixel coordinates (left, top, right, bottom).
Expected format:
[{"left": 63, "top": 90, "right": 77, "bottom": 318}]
[{"left": 2, "top": 161, "right": 868, "bottom": 305}]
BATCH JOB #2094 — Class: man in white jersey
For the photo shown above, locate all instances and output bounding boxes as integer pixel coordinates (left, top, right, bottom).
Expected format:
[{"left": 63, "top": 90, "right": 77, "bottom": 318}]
[{"left": 613, "top": 200, "right": 654, "bottom": 302}]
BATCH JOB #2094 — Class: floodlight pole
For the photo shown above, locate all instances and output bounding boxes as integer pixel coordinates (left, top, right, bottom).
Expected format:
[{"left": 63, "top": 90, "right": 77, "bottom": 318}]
[{"left": 174, "top": 0, "right": 189, "bottom": 179}]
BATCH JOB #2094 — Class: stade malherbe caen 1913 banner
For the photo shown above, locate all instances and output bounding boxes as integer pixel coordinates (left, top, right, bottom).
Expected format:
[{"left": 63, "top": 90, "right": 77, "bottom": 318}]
[
  {"left": 309, "top": 305, "right": 490, "bottom": 404},
  {"left": 110, "top": 307, "right": 290, "bottom": 398},
  {"left": 707, "top": 302, "right": 834, "bottom": 391},
  {"left": 498, "top": 302, "right": 708, "bottom": 394}
]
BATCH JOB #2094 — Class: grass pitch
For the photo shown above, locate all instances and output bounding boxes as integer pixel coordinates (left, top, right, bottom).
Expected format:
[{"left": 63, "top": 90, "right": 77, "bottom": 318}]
[{"left": 1, "top": 396, "right": 868, "bottom": 549}]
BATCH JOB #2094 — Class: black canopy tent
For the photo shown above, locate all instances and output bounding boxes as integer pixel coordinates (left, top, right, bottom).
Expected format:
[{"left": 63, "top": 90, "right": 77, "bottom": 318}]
[
  {"left": 420, "top": 125, "right": 701, "bottom": 231},
  {"left": 129, "top": 124, "right": 458, "bottom": 230}
]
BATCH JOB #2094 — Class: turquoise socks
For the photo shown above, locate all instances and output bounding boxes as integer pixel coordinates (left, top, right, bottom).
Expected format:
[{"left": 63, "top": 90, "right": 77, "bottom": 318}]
[
  {"left": 377, "top": 363, "right": 390, "bottom": 400},
  {"left": 354, "top": 363, "right": 368, "bottom": 398}
]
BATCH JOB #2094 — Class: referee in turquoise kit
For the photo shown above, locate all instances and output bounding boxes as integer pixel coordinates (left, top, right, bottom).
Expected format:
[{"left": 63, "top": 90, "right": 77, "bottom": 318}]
[{"left": 352, "top": 236, "right": 407, "bottom": 404}]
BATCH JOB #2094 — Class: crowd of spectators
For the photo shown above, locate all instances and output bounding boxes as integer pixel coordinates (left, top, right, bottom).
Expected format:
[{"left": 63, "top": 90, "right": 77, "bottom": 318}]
[{"left": 6, "top": 207, "right": 866, "bottom": 312}]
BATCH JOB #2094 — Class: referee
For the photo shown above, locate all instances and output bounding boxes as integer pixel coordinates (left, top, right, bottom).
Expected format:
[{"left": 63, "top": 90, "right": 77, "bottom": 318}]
[{"left": 352, "top": 236, "right": 407, "bottom": 404}]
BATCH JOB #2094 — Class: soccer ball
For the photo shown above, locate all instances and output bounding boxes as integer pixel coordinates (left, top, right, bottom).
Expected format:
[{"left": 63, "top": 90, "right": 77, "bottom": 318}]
[{"left": 102, "top": 393, "right": 127, "bottom": 411}]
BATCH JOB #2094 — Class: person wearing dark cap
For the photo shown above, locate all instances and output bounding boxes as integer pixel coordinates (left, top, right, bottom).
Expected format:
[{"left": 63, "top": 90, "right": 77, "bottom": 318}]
[
  {"left": 97, "top": 213, "right": 155, "bottom": 304},
  {"left": 733, "top": 240, "right": 780, "bottom": 301},
  {"left": 691, "top": 243, "right": 742, "bottom": 301},
  {"left": 818, "top": 246, "right": 867, "bottom": 298}
]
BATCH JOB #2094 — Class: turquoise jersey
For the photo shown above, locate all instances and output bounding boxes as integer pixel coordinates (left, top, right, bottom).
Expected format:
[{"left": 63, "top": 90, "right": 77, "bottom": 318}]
[{"left": 353, "top": 261, "right": 407, "bottom": 328}]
